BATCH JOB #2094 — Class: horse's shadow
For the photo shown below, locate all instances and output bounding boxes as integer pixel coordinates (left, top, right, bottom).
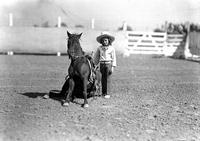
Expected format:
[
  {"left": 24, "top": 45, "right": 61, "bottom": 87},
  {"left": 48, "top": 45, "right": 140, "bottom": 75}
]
[
  {"left": 18, "top": 90, "right": 65, "bottom": 104},
  {"left": 19, "top": 92, "right": 47, "bottom": 98},
  {"left": 18, "top": 90, "right": 98, "bottom": 107}
]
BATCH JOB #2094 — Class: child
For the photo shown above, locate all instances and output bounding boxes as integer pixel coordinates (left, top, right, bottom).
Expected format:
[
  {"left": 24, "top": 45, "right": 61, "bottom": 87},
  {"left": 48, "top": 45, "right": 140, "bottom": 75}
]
[{"left": 93, "top": 31, "right": 117, "bottom": 99}]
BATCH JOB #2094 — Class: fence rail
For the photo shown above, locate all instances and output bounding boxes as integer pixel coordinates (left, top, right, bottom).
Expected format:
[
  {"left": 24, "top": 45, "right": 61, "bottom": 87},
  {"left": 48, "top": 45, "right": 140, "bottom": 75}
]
[
  {"left": 164, "top": 34, "right": 185, "bottom": 56},
  {"left": 126, "top": 31, "right": 186, "bottom": 56},
  {"left": 126, "top": 31, "right": 167, "bottom": 54}
]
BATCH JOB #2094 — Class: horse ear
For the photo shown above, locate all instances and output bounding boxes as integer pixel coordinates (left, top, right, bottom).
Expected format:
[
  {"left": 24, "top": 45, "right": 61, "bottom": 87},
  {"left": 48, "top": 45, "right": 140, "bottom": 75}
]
[
  {"left": 67, "top": 31, "right": 71, "bottom": 38},
  {"left": 78, "top": 33, "right": 82, "bottom": 39}
]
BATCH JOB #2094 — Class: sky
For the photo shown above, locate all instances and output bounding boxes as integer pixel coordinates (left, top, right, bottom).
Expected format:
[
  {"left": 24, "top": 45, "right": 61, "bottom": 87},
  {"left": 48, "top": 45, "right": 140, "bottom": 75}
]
[{"left": 0, "top": 0, "right": 200, "bottom": 30}]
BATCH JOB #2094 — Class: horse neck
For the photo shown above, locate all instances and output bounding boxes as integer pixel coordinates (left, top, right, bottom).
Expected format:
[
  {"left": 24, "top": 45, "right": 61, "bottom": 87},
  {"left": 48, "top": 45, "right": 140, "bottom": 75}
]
[
  {"left": 69, "top": 45, "right": 85, "bottom": 61},
  {"left": 75, "top": 46, "right": 84, "bottom": 56},
  {"left": 70, "top": 51, "right": 85, "bottom": 65}
]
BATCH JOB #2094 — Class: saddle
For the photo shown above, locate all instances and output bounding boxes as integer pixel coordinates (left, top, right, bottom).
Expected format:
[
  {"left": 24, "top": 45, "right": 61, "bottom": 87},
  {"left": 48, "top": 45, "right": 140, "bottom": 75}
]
[
  {"left": 66, "top": 54, "right": 97, "bottom": 89},
  {"left": 85, "top": 55, "right": 96, "bottom": 84}
]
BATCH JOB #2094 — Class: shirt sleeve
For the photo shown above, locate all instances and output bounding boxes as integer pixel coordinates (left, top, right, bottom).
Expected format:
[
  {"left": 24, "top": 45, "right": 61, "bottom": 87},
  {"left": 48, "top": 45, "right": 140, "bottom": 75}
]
[
  {"left": 112, "top": 47, "right": 117, "bottom": 67},
  {"left": 93, "top": 47, "right": 100, "bottom": 65}
]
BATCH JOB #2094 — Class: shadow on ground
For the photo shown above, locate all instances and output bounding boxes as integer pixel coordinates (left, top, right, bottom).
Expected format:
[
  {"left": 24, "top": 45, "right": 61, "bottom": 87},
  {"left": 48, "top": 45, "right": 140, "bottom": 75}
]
[
  {"left": 19, "top": 92, "right": 47, "bottom": 98},
  {"left": 18, "top": 90, "right": 64, "bottom": 103},
  {"left": 18, "top": 90, "right": 99, "bottom": 107}
]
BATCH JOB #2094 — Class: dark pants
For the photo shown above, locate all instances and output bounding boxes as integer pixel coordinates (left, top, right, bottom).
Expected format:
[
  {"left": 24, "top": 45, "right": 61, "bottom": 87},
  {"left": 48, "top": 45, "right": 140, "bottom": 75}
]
[{"left": 100, "top": 63, "right": 112, "bottom": 95}]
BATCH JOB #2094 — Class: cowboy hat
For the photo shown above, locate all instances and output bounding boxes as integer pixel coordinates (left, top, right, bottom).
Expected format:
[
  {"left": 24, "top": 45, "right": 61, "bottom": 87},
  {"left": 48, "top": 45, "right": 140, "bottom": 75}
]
[{"left": 96, "top": 31, "right": 115, "bottom": 44}]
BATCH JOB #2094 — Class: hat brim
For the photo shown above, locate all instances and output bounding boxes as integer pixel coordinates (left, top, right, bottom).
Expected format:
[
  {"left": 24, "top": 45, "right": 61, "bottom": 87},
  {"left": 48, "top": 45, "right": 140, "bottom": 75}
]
[{"left": 96, "top": 34, "right": 115, "bottom": 44}]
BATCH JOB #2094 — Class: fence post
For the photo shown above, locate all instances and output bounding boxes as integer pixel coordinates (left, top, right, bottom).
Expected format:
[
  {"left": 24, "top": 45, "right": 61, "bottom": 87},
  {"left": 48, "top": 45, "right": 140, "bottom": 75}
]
[
  {"left": 123, "top": 21, "right": 127, "bottom": 31},
  {"left": 57, "top": 52, "right": 61, "bottom": 56},
  {"left": 9, "top": 13, "right": 13, "bottom": 27},
  {"left": 7, "top": 51, "right": 14, "bottom": 55},
  {"left": 58, "top": 16, "right": 61, "bottom": 28},
  {"left": 123, "top": 31, "right": 130, "bottom": 57},
  {"left": 163, "top": 21, "right": 168, "bottom": 56},
  {"left": 184, "top": 22, "right": 192, "bottom": 58},
  {"left": 91, "top": 18, "right": 95, "bottom": 29}
]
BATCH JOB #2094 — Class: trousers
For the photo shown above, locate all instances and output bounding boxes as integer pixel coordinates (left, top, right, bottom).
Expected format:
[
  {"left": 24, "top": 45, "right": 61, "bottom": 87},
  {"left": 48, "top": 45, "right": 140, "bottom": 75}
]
[{"left": 100, "top": 63, "right": 112, "bottom": 95}]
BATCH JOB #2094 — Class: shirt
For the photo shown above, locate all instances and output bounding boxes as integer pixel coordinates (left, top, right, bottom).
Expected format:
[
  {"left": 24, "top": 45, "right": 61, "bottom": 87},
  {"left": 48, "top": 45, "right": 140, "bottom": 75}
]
[{"left": 93, "top": 45, "right": 117, "bottom": 67}]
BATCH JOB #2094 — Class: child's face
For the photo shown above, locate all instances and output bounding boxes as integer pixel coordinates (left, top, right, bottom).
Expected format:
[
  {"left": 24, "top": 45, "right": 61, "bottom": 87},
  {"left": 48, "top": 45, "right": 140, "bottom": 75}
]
[{"left": 102, "top": 38, "right": 109, "bottom": 46}]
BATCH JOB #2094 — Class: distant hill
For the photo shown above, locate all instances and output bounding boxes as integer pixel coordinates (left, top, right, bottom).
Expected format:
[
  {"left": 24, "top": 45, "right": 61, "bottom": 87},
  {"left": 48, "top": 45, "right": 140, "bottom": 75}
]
[
  {"left": 0, "top": 0, "right": 93, "bottom": 29},
  {"left": 1, "top": 0, "right": 198, "bottom": 30}
]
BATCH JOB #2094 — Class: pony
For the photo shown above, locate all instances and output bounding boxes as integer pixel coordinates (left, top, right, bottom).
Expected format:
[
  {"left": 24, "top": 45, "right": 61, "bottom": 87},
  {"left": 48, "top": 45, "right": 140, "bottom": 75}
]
[{"left": 62, "top": 31, "right": 100, "bottom": 108}]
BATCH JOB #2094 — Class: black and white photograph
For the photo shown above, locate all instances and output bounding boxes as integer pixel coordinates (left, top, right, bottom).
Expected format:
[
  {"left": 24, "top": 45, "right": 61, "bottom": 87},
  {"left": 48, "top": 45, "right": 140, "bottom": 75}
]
[{"left": 0, "top": 0, "right": 200, "bottom": 140}]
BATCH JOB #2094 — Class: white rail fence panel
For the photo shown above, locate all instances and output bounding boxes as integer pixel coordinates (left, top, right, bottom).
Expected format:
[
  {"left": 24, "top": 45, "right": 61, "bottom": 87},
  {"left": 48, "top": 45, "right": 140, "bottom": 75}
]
[
  {"left": 126, "top": 31, "right": 167, "bottom": 55},
  {"left": 126, "top": 31, "right": 185, "bottom": 56}
]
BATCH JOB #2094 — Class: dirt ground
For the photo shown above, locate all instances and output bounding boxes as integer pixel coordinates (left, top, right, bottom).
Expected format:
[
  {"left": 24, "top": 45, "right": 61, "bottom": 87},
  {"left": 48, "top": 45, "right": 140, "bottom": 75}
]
[{"left": 0, "top": 54, "right": 200, "bottom": 141}]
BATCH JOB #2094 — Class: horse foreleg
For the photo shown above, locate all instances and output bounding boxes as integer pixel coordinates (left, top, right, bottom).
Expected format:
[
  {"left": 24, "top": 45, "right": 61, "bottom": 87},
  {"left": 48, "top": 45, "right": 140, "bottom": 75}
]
[
  {"left": 63, "top": 79, "right": 75, "bottom": 107},
  {"left": 83, "top": 78, "right": 89, "bottom": 108}
]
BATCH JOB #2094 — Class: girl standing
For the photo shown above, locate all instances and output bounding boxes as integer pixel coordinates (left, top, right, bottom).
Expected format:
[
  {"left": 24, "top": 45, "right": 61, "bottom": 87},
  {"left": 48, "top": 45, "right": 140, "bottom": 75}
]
[{"left": 93, "top": 32, "right": 117, "bottom": 99}]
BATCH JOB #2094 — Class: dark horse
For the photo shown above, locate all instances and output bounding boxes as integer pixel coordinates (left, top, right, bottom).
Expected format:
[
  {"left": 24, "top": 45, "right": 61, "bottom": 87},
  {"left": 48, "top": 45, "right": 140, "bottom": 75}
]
[{"left": 62, "top": 31, "right": 97, "bottom": 108}]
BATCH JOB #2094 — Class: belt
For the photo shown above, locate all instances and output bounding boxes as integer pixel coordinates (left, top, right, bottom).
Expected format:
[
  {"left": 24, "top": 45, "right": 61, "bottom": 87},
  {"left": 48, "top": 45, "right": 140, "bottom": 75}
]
[{"left": 100, "top": 61, "right": 112, "bottom": 64}]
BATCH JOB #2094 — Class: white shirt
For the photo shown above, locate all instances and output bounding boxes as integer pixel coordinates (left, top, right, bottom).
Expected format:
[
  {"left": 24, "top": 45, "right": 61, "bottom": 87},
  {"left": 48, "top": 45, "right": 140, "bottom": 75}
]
[{"left": 93, "top": 45, "right": 117, "bottom": 67}]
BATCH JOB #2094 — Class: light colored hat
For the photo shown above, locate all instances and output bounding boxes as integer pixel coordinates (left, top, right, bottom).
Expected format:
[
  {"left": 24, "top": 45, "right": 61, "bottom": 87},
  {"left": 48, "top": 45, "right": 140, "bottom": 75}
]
[{"left": 96, "top": 31, "right": 115, "bottom": 44}]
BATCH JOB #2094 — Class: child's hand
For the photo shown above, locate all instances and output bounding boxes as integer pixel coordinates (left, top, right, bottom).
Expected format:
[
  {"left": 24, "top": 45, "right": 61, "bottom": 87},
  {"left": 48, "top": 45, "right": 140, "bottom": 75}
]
[
  {"left": 109, "top": 66, "right": 114, "bottom": 75},
  {"left": 111, "top": 66, "right": 114, "bottom": 73}
]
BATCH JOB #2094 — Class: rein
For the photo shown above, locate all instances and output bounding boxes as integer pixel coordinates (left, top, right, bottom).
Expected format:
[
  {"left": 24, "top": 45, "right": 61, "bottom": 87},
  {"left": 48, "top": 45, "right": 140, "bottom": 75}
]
[{"left": 94, "top": 62, "right": 100, "bottom": 71}]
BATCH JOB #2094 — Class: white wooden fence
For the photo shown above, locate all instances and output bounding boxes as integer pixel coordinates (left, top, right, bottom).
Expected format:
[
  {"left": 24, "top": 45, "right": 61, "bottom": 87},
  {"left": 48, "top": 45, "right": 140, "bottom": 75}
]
[
  {"left": 125, "top": 31, "right": 185, "bottom": 56},
  {"left": 164, "top": 34, "right": 185, "bottom": 56}
]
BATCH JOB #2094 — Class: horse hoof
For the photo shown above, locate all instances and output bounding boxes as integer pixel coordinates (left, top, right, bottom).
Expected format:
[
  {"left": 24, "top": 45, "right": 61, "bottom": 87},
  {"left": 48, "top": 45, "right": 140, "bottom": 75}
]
[
  {"left": 43, "top": 95, "right": 49, "bottom": 99},
  {"left": 83, "top": 104, "right": 89, "bottom": 108},
  {"left": 63, "top": 102, "right": 69, "bottom": 107}
]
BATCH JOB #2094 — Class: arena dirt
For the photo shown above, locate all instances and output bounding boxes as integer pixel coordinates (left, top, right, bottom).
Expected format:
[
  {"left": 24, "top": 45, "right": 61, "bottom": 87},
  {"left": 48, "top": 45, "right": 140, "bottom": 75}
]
[{"left": 0, "top": 55, "right": 200, "bottom": 141}]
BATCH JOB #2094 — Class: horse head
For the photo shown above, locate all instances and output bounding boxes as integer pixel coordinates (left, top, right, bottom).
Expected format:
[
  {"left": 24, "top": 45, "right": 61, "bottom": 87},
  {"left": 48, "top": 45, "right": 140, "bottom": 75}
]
[{"left": 66, "top": 31, "right": 83, "bottom": 60}]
